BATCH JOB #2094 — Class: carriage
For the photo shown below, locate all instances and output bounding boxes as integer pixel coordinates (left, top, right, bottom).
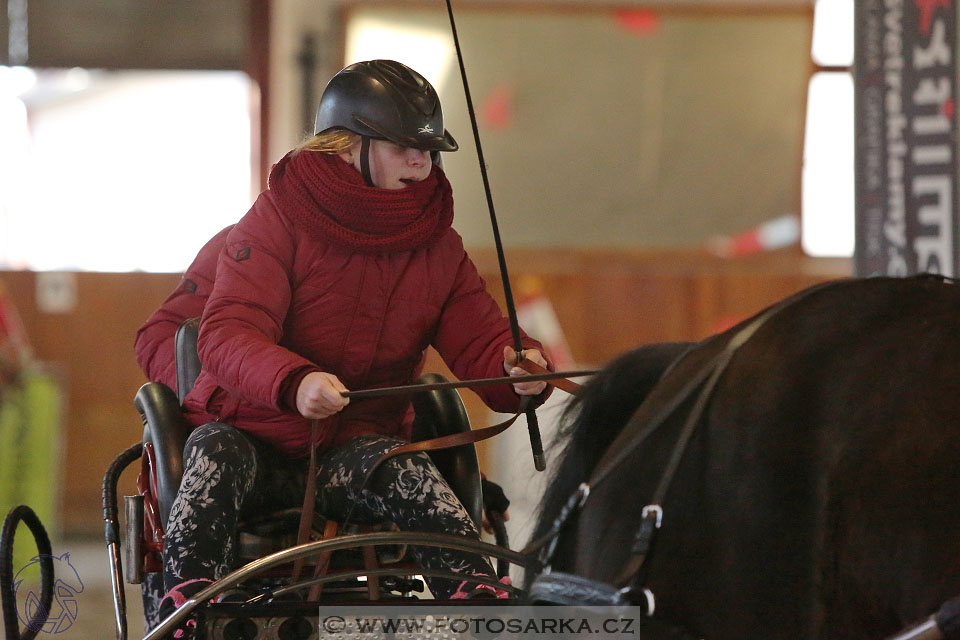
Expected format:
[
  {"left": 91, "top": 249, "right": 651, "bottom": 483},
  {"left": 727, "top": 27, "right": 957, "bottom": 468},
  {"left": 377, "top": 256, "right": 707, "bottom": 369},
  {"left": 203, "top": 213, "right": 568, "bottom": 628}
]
[{"left": 101, "top": 318, "right": 529, "bottom": 640}]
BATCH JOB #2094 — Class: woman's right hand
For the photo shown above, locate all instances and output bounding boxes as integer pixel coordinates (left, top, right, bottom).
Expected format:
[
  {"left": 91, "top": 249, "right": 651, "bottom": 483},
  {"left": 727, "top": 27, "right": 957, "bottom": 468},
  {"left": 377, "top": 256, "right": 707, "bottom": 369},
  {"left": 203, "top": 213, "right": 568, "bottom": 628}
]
[{"left": 296, "top": 371, "right": 350, "bottom": 419}]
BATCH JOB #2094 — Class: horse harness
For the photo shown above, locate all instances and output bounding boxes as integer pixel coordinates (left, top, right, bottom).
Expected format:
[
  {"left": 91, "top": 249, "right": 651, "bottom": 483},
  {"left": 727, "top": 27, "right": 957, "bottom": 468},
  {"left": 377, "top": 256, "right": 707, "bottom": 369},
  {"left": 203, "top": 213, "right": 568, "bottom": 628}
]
[{"left": 524, "top": 281, "right": 842, "bottom": 616}]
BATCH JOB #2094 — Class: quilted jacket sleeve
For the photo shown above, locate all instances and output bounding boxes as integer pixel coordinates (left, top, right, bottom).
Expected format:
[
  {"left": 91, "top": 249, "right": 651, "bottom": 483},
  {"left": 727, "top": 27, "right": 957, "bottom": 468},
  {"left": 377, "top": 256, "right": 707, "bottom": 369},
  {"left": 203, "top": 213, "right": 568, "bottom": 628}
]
[
  {"left": 197, "top": 197, "right": 318, "bottom": 411},
  {"left": 432, "top": 237, "right": 552, "bottom": 413},
  {"left": 134, "top": 225, "right": 233, "bottom": 390}
]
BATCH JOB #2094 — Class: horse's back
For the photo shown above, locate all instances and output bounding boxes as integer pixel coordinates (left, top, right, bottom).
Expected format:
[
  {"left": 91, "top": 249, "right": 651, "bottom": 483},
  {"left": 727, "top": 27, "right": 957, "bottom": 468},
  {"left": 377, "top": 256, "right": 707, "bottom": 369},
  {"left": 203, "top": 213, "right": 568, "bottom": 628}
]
[
  {"left": 718, "top": 276, "right": 960, "bottom": 636},
  {"left": 574, "top": 276, "right": 960, "bottom": 639}
]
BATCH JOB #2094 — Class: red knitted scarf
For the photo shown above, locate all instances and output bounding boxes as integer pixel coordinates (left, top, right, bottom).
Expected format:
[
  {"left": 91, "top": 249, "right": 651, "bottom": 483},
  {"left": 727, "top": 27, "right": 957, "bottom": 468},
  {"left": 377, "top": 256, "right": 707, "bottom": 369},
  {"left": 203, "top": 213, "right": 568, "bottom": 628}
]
[{"left": 268, "top": 150, "right": 454, "bottom": 253}]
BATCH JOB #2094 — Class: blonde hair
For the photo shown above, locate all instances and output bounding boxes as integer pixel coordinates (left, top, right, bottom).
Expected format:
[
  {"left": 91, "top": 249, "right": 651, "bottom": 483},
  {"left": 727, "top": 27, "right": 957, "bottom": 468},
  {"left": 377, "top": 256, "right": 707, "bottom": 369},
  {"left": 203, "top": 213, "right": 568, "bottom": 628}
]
[{"left": 295, "top": 129, "right": 360, "bottom": 155}]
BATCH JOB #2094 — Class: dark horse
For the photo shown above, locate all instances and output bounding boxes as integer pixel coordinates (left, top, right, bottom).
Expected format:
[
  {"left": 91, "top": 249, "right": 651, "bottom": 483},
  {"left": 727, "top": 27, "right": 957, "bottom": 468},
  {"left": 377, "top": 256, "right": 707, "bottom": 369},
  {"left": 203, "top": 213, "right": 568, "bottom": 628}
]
[{"left": 531, "top": 275, "right": 960, "bottom": 639}]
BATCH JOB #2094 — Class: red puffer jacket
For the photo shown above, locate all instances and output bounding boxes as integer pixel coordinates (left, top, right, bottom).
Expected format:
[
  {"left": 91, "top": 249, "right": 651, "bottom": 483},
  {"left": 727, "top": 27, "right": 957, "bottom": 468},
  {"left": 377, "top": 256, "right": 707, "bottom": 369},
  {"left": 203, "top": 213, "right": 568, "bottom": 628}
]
[
  {"left": 183, "top": 191, "right": 547, "bottom": 458},
  {"left": 134, "top": 225, "right": 234, "bottom": 391}
]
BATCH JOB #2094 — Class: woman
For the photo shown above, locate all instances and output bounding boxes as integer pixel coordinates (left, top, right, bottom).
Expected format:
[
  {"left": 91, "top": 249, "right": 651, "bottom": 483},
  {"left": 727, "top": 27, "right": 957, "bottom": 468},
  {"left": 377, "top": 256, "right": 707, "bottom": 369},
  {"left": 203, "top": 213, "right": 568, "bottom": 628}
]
[{"left": 159, "top": 60, "right": 549, "bottom": 615}]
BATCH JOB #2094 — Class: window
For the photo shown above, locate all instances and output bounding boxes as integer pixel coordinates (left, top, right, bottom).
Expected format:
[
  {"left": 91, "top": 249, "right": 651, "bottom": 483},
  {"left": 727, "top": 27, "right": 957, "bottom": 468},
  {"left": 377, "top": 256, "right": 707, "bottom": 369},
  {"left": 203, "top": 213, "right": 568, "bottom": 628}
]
[
  {"left": 0, "top": 68, "right": 254, "bottom": 272},
  {"left": 344, "top": 15, "right": 453, "bottom": 91},
  {"left": 801, "top": 0, "right": 855, "bottom": 257}
]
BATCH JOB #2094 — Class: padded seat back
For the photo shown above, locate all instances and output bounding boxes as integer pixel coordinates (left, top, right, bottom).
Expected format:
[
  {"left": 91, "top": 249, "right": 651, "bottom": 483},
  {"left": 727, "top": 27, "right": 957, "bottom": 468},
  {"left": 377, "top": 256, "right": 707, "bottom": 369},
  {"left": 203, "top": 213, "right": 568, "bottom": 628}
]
[{"left": 175, "top": 317, "right": 202, "bottom": 403}]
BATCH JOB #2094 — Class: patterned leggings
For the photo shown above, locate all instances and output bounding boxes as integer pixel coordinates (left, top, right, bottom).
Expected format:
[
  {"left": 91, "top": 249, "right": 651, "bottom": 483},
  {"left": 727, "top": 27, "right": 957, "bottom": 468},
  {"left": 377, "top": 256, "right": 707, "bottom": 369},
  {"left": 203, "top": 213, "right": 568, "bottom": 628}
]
[{"left": 154, "top": 423, "right": 492, "bottom": 606}]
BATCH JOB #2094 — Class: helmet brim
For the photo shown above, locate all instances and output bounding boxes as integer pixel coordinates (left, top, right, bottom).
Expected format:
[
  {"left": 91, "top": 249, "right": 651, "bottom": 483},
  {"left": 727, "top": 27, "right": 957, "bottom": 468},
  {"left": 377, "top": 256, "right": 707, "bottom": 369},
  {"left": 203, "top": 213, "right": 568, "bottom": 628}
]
[{"left": 353, "top": 115, "right": 459, "bottom": 152}]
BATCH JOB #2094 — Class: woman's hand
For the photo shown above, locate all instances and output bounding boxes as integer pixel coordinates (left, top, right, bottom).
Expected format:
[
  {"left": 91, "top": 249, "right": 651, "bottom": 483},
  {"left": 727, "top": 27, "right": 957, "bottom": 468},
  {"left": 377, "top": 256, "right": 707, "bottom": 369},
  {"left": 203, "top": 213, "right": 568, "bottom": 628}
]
[
  {"left": 503, "top": 346, "right": 548, "bottom": 396},
  {"left": 296, "top": 371, "right": 350, "bottom": 419}
]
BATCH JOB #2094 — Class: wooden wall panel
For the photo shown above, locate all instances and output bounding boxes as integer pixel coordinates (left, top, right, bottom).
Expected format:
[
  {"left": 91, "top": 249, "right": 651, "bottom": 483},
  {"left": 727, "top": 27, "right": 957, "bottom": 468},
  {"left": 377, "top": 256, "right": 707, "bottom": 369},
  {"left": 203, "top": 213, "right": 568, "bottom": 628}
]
[
  {"left": 0, "top": 270, "right": 182, "bottom": 534},
  {"left": 0, "top": 250, "right": 850, "bottom": 534}
]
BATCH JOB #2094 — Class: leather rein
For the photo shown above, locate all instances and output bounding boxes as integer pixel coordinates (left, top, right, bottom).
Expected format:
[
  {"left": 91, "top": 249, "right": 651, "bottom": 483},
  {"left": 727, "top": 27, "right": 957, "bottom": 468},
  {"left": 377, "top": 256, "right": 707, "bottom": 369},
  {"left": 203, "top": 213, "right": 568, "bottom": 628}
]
[{"left": 291, "top": 361, "right": 593, "bottom": 566}]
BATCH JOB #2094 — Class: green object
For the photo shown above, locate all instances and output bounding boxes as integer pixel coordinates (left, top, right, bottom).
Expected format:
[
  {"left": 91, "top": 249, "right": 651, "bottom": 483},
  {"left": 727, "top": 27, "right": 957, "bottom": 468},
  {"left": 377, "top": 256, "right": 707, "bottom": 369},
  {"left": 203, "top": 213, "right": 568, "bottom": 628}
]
[{"left": 0, "top": 370, "right": 62, "bottom": 571}]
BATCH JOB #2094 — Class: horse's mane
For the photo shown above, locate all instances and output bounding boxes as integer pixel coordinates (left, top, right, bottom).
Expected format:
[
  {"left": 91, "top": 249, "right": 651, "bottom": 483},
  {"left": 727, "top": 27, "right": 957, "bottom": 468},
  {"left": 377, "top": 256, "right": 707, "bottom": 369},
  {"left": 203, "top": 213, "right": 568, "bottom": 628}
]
[{"left": 528, "top": 342, "right": 694, "bottom": 574}]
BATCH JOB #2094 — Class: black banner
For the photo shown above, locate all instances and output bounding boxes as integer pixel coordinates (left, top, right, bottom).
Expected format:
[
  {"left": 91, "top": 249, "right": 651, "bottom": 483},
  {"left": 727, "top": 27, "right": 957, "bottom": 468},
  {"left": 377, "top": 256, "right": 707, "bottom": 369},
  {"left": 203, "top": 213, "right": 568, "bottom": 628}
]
[{"left": 855, "top": 0, "right": 958, "bottom": 276}]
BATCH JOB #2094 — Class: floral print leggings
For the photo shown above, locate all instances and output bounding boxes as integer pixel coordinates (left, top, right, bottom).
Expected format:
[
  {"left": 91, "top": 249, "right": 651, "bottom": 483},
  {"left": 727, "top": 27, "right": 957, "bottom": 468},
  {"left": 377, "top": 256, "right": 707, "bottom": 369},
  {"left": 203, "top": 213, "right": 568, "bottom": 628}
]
[{"left": 145, "top": 422, "right": 493, "bottom": 623}]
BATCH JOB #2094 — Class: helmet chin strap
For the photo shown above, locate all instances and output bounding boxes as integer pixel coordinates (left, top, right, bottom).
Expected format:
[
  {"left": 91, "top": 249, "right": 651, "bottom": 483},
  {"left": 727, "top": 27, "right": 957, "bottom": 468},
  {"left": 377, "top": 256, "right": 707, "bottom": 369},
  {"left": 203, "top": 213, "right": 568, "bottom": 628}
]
[{"left": 359, "top": 135, "right": 375, "bottom": 187}]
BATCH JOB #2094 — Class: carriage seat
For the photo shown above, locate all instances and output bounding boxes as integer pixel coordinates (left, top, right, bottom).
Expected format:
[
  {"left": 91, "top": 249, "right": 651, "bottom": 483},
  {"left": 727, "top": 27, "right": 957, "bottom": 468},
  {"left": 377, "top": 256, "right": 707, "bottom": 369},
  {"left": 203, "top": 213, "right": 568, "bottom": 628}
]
[{"left": 135, "top": 318, "right": 483, "bottom": 543}]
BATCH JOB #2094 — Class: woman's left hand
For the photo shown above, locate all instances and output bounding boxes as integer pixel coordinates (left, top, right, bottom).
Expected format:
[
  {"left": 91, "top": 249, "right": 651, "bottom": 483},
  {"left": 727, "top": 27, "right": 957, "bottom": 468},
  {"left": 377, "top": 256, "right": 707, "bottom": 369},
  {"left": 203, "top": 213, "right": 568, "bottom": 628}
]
[{"left": 503, "top": 346, "right": 548, "bottom": 396}]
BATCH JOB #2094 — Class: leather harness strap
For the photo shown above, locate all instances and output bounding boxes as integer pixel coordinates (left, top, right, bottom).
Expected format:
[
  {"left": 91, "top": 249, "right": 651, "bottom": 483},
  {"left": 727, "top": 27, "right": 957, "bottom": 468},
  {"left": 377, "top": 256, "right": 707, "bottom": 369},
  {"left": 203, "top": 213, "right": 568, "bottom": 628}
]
[
  {"left": 292, "top": 419, "right": 319, "bottom": 581},
  {"left": 374, "top": 395, "right": 531, "bottom": 462}
]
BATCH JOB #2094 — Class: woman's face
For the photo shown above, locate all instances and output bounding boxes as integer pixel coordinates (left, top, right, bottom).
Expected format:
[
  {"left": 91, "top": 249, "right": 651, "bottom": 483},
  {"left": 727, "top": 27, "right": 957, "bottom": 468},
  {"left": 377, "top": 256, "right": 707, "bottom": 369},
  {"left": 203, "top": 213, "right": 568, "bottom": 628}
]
[{"left": 339, "top": 139, "right": 432, "bottom": 190}]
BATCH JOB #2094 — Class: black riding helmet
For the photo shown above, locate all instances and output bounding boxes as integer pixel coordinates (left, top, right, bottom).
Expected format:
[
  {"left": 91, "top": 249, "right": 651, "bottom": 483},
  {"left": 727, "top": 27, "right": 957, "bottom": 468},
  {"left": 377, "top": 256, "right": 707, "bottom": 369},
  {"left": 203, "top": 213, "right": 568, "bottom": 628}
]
[{"left": 315, "top": 60, "right": 458, "bottom": 186}]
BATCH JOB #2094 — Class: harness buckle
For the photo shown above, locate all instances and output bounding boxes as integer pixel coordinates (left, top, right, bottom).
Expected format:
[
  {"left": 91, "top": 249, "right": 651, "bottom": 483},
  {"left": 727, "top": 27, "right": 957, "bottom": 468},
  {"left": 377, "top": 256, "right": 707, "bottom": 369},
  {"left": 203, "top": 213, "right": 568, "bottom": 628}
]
[
  {"left": 576, "top": 482, "right": 591, "bottom": 507},
  {"left": 641, "top": 504, "right": 663, "bottom": 528},
  {"left": 617, "top": 585, "right": 656, "bottom": 616}
]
